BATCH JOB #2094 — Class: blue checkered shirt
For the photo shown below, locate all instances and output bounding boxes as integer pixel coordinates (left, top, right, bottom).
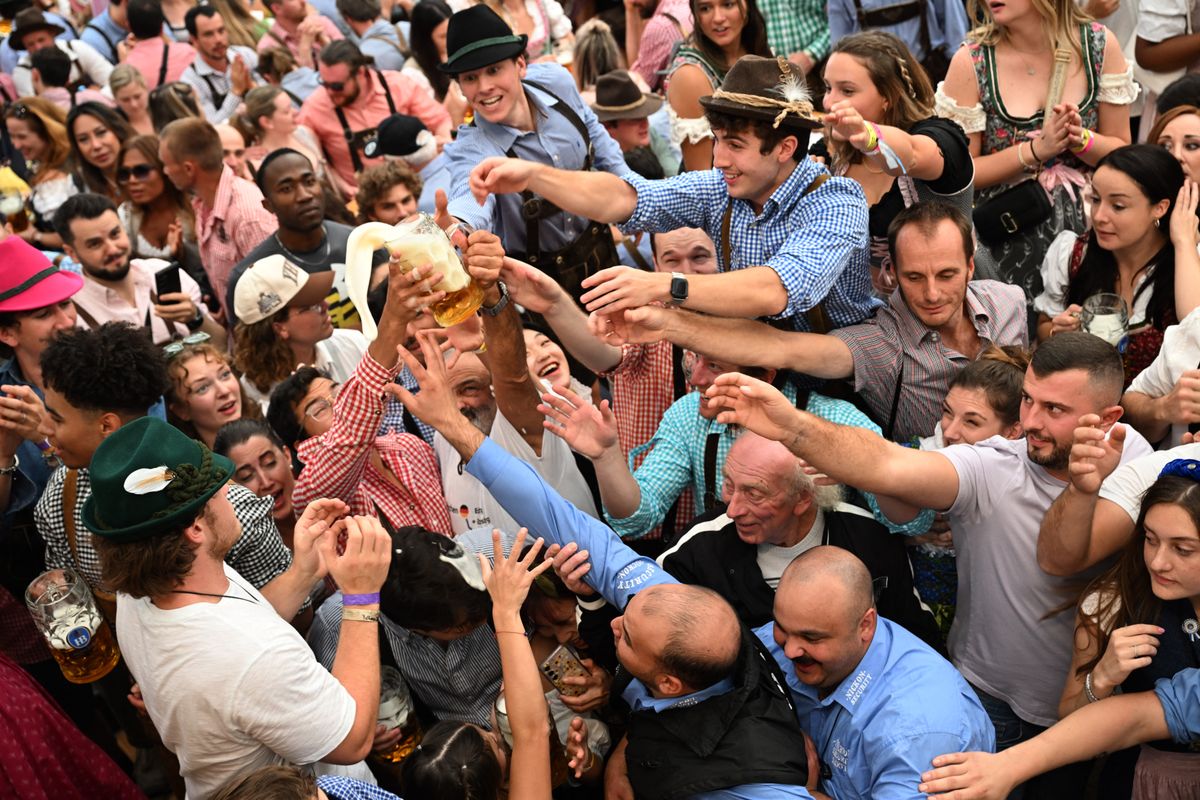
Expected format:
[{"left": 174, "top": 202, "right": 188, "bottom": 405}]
[
  {"left": 316, "top": 776, "right": 401, "bottom": 800},
  {"left": 378, "top": 366, "right": 435, "bottom": 444},
  {"left": 608, "top": 386, "right": 933, "bottom": 538},
  {"left": 620, "top": 159, "right": 879, "bottom": 331}
]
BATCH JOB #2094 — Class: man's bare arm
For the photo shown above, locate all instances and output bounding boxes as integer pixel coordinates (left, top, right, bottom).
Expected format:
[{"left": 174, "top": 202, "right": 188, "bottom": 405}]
[{"left": 471, "top": 158, "right": 638, "bottom": 224}]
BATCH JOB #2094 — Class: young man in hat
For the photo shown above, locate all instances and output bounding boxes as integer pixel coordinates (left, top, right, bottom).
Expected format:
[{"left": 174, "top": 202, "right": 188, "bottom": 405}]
[
  {"left": 85, "top": 415, "right": 391, "bottom": 798},
  {"left": 471, "top": 54, "right": 875, "bottom": 334},
  {"left": 9, "top": 7, "right": 113, "bottom": 99},
  {"left": 438, "top": 5, "right": 630, "bottom": 303},
  {"left": 590, "top": 69, "right": 678, "bottom": 177}
]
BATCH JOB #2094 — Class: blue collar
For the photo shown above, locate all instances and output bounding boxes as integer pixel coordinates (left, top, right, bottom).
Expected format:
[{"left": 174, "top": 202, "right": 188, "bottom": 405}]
[
  {"left": 786, "top": 618, "right": 893, "bottom": 715},
  {"left": 624, "top": 675, "right": 737, "bottom": 713}
]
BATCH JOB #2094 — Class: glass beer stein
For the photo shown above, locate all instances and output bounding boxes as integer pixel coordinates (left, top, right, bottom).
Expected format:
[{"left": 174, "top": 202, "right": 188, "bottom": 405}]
[
  {"left": 385, "top": 213, "right": 484, "bottom": 327},
  {"left": 375, "top": 666, "right": 423, "bottom": 763},
  {"left": 25, "top": 568, "right": 120, "bottom": 684}
]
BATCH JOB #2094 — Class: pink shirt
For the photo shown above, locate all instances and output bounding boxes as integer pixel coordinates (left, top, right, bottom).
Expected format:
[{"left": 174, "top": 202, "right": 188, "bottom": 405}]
[
  {"left": 630, "top": 0, "right": 693, "bottom": 91},
  {"left": 40, "top": 87, "right": 114, "bottom": 113},
  {"left": 191, "top": 166, "right": 279, "bottom": 317},
  {"left": 124, "top": 38, "right": 198, "bottom": 89},
  {"left": 298, "top": 69, "right": 451, "bottom": 193},
  {"left": 73, "top": 259, "right": 204, "bottom": 345},
  {"left": 256, "top": 17, "right": 343, "bottom": 62}
]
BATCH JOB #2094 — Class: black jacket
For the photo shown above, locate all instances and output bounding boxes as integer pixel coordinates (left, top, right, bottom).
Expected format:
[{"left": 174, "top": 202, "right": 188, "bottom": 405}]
[{"left": 660, "top": 506, "right": 944, "bottom": 653}]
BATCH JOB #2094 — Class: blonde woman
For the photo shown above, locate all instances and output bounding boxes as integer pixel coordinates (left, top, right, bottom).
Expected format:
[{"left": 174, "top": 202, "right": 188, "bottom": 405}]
[
  {"left": 938, "top": 0, "right": 1137, "bottom": 309},
  {"left": 238, "top": 85, "right": 348, "bottom": 198},
  {"left": 3, "top": 98, "right": 75, "bottom": 250},
  {"left": 109, "top": 65, "right": 155, "bottom": 137}
]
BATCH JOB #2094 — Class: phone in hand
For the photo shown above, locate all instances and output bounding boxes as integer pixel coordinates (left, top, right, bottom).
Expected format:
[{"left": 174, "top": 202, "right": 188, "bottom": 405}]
[
  {"left": 154, "top": 262, "right": 183, "bottom": 300},
  {"left": 539, "top": 644, "right": 590, "bottom": 697}
]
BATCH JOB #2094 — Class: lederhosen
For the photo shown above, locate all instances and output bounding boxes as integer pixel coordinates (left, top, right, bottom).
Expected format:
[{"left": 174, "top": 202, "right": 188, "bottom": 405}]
[
  {"left": 336, "top": 69, "right": 398, "bottom": 174},
  {"left": 501, "top": 81, "right": 620, "bottom": 305}
]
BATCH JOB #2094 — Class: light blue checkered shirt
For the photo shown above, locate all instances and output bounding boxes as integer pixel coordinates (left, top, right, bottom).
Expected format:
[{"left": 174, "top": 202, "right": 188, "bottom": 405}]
[
  {"left": 620, "top": 159, "right": 879, "bottom": 331},
  {"left": 608, "top": 387, "right": 933, "bottom": 538}
]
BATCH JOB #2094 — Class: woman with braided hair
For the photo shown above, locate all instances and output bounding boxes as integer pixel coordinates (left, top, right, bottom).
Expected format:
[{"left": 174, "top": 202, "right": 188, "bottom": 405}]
[{"left": 818, "top": 31, "right": 979, "bottom": 296}]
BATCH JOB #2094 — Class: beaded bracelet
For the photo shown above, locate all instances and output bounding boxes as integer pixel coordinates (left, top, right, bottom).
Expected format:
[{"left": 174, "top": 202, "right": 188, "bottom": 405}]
[{"left": 1072, "top": 128, "right": 1096, "bottom": 155}]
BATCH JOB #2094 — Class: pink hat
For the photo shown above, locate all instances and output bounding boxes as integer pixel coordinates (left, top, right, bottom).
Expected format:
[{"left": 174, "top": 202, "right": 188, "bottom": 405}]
[{"left": 0, "top": 237, "right": 82, "bottom": 313}]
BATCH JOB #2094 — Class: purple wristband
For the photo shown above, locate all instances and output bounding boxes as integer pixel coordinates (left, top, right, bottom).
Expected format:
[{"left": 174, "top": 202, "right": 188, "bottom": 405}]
[{"left": 343, "top": 592, "right": 380, "bottom": 606}]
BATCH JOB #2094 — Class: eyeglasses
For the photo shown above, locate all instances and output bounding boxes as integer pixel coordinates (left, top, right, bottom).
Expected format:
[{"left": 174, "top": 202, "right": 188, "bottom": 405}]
[
  {"left": 304, "top": 383, "right": 341, "bottom": 420},
  {"left": 291, "top": 303, "right": 326, "bottom": 315},
  {"left": 163, "top": 331, "right": 211, "bottom": 358},
  {"left": 116, "top": 163, "right": 157, "bottom": 183}
]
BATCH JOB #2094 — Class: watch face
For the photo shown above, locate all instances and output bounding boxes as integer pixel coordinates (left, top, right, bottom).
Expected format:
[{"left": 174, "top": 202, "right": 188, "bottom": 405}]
[{"left": 671, "top": 276, "right": 687, "bottom": 301}]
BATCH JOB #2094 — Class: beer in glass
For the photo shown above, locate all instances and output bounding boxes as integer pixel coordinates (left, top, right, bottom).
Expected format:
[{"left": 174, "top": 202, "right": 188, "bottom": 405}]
[
  {"left": 25, "top": 568, "right": 121, "bottom": 684},
  {"left": 385, "top": 214, "right": 483, "bottom": 327}
]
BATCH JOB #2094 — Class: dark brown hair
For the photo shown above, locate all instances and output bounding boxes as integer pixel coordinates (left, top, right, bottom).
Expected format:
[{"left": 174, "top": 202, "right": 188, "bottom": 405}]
[
  {"left": 886, "top": 201, "right": 974, "bottom": 268},
  {"left": 233, "top": 315, "right": 297, "bottom": 394},
  {"left": 355, "top": 160, "right": 424, "bottom": 223},
  {"left": 688, "top": 0, "right": 769, "bottom": 72},
  {"left": 703, "top": 109, "right": 809, "bottom": 162},
  {"left": 948, "top": 345, "right": 1030, "bottom": 428}
]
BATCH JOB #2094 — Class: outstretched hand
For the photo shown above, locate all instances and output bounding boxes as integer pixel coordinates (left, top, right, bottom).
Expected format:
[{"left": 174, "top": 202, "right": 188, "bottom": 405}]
[
  {"left": 579, "top": 266, "right": 669, "bottom": 314},
  {"left": 919, "top": 751, "right": 1017, "bottom": 800},
  {"left": 385, "top": 329, "right": 468, "bottom": 436},
  {"left": 479, "top": 528, "right": 554, "bottom": 615},
  {"left": 502, "top": 257, "right": 567, "bottom": 314},
  {"left": 469, "top": 157, "right": 538, "bottom": 205},
  {"left": 588, "top": 305, "right": 673, "bottom": 346},
  {"left": 704, "top": 373, "right": 803, "bottom": 444},
  {"left": 292, "top": 498, "right": 350, "bottom": 581},
  {"left": 544, "top": 542, "right": 595, "bottom": 597},
  {"left": 538, "top": 385, "right": 619, "bottom": 460}
]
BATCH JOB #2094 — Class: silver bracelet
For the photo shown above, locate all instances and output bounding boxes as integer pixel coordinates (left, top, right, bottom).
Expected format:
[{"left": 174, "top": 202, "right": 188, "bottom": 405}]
[
  {"left": 0, "top": 453, "right": 18, "bottom": 476},
  {"left": 1084, "top": 671, "right": 1100, "bottom": 703}
]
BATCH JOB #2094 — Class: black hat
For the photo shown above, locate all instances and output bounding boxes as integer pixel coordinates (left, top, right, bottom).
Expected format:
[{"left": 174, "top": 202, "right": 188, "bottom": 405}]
[
  {"left": 10, "top": 7, "right": 64, "bottom": 51},
  {"left": 590, "top": 70, "right": 663, "bottom": 122},
  {"left": 438, "top": 5, "right": 527, "bottom": 75},
  {"left": 698, "top": 55, "right": 822, "bottom": 131},
  {"left": 364, "top": 113, "right": 428, "bottom": 159}
]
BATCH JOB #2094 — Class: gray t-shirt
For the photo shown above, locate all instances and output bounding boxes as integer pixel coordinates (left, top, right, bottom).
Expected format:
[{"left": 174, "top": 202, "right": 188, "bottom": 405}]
[{"left": 942, "top": 432, "right": 1153, "bottom": 727}]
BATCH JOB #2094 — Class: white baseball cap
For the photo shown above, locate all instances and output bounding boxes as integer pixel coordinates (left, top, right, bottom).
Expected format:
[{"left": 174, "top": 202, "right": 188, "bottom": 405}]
[{"left": 234, "top": 254, "right": 334, "bottom": 325}]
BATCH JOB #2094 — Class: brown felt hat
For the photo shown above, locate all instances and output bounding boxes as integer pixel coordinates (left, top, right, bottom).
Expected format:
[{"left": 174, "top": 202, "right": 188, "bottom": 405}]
[
  {"left": 590, "top": 71, "right": 663, "bottom": 121},
  {"left": 698, "top": 55, "right": 822, "bottom": 131}
]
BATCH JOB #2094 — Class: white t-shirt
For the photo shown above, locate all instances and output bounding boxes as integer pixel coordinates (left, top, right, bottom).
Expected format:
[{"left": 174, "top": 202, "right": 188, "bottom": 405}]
[
  {"left": 1099, "top": 441, "right": 1200, "bottom": 522},
  {"left": 435, "top": 410, "right": 599, "bottom": 535},
  {"left": 942, "top": 432, "right": 1153, "bottom": 727},
  {"left": 757, "top": 509, "right": 825, "bottom": 589},
  {"left": 116, "top": 564, "right": 366, "bottom": 799},
  {"left": 242, "top": 328, "right": 369, "bottom": 412},
  {"left": 1126, "top": 307, "right": 1200, "bottom": 449},
  {"left": 1033, "top": 230, "right": 1157, "bottom": 326}
]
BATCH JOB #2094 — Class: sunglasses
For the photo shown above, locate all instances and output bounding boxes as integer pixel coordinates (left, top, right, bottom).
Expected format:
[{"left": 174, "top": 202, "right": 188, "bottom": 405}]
[
  {"left": 318, "top": 69, "right": 359, "bottom": 92},
  {"left": 10, "top": 103, "right": 29, "bottom": 119},
  {"left": 116, "top": 164, "right": 157, "bottom": 183},
  {"left": 163, "top": 331, "right": 211, "bottom": 358}
]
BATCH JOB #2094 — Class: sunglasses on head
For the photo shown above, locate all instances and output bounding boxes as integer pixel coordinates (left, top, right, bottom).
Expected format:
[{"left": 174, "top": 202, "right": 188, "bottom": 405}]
[
  {"left": 116, "top": 163, "right": 157, "bottom": 183},
  {"left": 163, "top": 331, "right": 211, "bottom": 358},
  {"left": 10, "top": 103, "right": 29, "bottom": 119}
]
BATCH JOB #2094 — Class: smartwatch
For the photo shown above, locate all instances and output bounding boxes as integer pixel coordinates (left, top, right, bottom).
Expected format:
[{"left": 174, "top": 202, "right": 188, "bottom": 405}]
[{"left": 669, "top": 272, "right": 689, "bottom": 305}]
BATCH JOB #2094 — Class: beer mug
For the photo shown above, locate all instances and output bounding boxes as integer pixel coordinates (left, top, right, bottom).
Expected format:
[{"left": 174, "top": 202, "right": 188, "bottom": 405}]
[
  {"left": 0, "top": 190, "right": 29, "bottom": 233},
  {"left": 385, "top": 213, "right": 484, "bottom": 327},
  {"left": 25, "top": 568, "right": 120, "bottom": 684},
  {"left": 374, "top": 666, "right": 423, "bottom": 763},
  {"left": 1079, "top": 292, "right": 1129, "bottom": 349}
]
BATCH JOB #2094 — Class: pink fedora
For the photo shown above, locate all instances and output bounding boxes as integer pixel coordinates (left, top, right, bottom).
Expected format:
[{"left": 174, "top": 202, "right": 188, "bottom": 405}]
[{"left": 0, "top": 236, "right": 82, "bottom": 313}]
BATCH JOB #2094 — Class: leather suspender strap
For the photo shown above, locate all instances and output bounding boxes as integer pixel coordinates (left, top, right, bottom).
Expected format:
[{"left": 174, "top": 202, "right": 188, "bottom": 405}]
[
  {"left": 85, "top": 22, "right": 119, "bottom": 61},
  {"left": 200, "top": 72, "right": 227, "bottom": 110},
  {"left": 158, "top": 41, "right": 170, "bottom": 88},
  {"left": 63, "top": 470, "right": 118, "bottom": 621},
  {"left": 71, "top": 301, "right": 100, "bottom": 330},
  {"left": 720, "top": 172, "right": 832, "bottom": 332},
  {"left": 702, "top": 432, "right": 719, "bottom": 512},
  {"left": 885, "top": 358, "right": 904, "bottom": 441}
]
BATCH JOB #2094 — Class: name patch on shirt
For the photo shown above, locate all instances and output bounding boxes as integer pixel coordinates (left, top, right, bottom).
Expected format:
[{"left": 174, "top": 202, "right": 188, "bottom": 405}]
[{"left": 616, "top": 561, "right": 658, "bottom": 591}]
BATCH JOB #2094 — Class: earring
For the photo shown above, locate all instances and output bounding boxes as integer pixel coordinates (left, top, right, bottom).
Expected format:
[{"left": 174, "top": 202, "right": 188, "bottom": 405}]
[{"left": 1155, "top": 217, "right": 1162, "bottom": 228}]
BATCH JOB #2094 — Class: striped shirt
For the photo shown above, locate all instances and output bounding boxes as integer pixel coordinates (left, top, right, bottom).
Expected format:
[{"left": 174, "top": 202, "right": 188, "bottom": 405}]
[
  {"left": 629, "top": 0, "right": 693, "bottom": 91},
  {"left": 621, "top": 161, "right": 879, "bottom": 331},
  {"left": 307, "top": 528, "right": 515, "bottom": 727},
  {"left": 830, "top": 280, "right": 1029, "bottom": 443},
  {"left": 608, "top": 386, "right": 933, "bottom": 539},
  {"left": 192, "top": 166, "right": 279, "bottom": 318},
  {"left": 293, "top": 352, "right": 454, "bottom": 535}
]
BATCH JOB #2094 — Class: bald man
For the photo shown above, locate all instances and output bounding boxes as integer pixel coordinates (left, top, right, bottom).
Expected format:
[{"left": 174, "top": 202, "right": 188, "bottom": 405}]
[
  {"left": 395, "top": 330, "right": 993, "bottom": 800},
  {"left": 658, "top": 433, "right": 940, "bottom": 649}
]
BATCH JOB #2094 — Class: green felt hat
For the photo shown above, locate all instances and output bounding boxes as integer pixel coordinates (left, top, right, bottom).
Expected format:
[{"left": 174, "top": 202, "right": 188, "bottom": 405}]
[{"left": 82, "top": 417, "right": 235, "bottom": 542}]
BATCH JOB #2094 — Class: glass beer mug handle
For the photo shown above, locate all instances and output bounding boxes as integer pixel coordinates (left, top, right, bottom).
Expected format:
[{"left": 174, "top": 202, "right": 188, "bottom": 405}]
[{"left": 445, "top": 220, "right": 476, "bottom": 250}]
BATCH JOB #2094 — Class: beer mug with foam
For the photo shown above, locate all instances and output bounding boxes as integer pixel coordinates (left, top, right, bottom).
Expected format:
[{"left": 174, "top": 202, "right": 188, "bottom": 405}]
[{"left": 25, "top": 568, "right": 121, "bottom": 683}]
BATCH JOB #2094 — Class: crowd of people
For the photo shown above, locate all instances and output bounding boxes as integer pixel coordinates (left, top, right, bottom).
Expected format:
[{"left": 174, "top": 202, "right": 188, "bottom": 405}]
[{"left": 6, "top": 0, "right": 1200, "bottom": 797}]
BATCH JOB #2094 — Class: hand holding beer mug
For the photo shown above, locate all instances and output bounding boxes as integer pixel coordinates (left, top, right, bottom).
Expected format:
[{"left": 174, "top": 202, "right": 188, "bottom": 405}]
[
  {"left": 373, "top": 665, "right": 423, "bottom": 763},
  {"left": 345, "top": 213, "right": 485, "bottom": 341},
  {"left": 25, "top": 568, "right": 120, "bottom": 683},
  {"left": 1079, "top": 292, "right": 1129, "bottom": 349}
]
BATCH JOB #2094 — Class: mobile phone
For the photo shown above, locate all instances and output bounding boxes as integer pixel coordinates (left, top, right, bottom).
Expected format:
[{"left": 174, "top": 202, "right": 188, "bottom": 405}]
[
  {"left": 154, "top": 262, "right": 182, "bottom": 299},
  {"left": 539, "top": 644, "right": 589, "bottom": 697}
]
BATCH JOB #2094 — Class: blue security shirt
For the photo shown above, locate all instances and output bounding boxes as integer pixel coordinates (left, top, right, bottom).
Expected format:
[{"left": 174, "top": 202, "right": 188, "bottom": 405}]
[
  {"left": 467, "top": 436, "right": 986, "bottom": 799},
  {"left": 1156, "top": 668, "right": 1200, "bottom": 743},
  {"left": 756, "top": 617, "right": 995, "bottom": 800},
  {"left": 444, "top": 63, "right": 628, "bottom": 255},
  {"left": 619, "top": 160, "right": 878, "bottom": 331}
]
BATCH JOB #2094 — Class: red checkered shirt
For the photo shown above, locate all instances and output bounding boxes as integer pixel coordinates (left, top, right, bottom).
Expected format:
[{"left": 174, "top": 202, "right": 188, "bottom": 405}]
[
  {"left": 192, "top": 166, "right": 279, "bottom": 317},
  {"left": 601, "top": 341, "right": 694, "bottom": 539},
  {"left": 294, "top": 352, "right": 454, "bottom": 536}
]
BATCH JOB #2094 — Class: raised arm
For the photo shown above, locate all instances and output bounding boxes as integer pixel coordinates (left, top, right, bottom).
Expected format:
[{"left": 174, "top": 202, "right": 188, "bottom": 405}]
[
  {"left": 471, "top": 157, "right": 639, "bottom": 225},
  {"left": 704, "top": 373, "right": 961, "bottom": 510},
  {"left": 1037, "top": 415, "right": 1134, "bottom": 576},
  {"left": 600, "top": 305, "right": 855, "bottom": 379}
]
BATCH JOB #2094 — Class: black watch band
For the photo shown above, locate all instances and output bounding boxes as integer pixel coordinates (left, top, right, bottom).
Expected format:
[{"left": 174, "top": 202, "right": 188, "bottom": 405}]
[{"left": 669, "top": 272, "right": 688, "bottom": 305}]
